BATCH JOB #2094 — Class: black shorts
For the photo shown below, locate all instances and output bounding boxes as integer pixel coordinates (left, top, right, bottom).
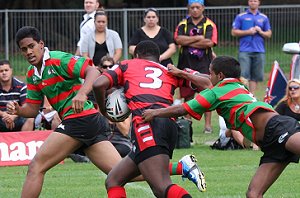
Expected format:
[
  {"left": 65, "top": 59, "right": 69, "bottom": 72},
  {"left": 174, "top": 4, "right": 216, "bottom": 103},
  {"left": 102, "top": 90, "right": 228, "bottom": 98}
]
[
  {"left": 128, "top": 117, "right": 178, "bottom": 164},
  {"left": 55, "top": 113, "right": 108, "bottom": 149},
  {"left": 260, "top": 115, "right": 300, "bottom": 165}
]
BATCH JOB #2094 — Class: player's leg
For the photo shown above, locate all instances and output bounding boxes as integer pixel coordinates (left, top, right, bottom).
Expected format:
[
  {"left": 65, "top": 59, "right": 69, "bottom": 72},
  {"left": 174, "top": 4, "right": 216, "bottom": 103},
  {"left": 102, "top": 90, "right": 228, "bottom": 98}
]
[
  {"left": 138, "top": 153, "right": 191, "bottom": 198},
  {"left": 285, "top": 132, "right": 300, "bottom": 155},
  {"left": 84, "top": 140, "right": 122, "bottom": 174},
  {"left": 105, "top": 155, "right": 142, "bottom": 197},
  {"left": 21, "top": 132, "right": 81, "bottom": 198},
  {"left": 246, "top": 162, "right": 288, "bottom": 198}
]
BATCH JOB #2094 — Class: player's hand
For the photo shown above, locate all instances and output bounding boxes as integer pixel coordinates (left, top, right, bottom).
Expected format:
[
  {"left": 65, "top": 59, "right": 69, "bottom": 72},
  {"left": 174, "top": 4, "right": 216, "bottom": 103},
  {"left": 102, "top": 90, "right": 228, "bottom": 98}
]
[
  {"left": 6, "top": 101, "right": 19, "bottom": 115},
  {"left": 167, "top": 64, "right": 181, "bottom": 76},
  {"left": 72, "top": 92, "right": 86, "bottom": 113},
  {"left": 142, "top": 109, "right": 156, "bottom": 122}
]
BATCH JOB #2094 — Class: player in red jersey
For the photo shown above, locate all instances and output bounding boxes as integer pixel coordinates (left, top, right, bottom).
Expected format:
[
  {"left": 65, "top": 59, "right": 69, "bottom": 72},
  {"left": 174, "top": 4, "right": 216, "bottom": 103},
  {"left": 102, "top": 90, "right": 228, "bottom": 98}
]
[{"left": 93, "top": 40, "right": 211, "bottom": 197}]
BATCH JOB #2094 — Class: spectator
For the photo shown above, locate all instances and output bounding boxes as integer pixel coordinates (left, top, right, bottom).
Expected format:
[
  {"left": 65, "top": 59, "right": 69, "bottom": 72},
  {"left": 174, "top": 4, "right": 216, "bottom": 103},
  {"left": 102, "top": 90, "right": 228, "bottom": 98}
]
[
  {"left": 75, "top": 0, "right": 100, "bottom": 56},
  {"left": 81, "top": 10, "right": 122, "bottom": 65},
  {"left": 128, "top": 7, "right": 176, "bottom": 67},
  {"left": 174, "top": 0, "right": 218, "bottom": 136},
  {"left": 96, "top": 55, "right": 115, "bottom": 73},
  {"left": 275, "top": 79, "right": 300, "bottom": 121},
  {"left": 93, "top": 40, "right": 209, "bottom": 197},
  {"left": 231, "top": 0, "right": 272, "bottom": 95},
  {"left": 142, "top": 55, "right": 300, "bottom": 197},
  {"left": 0, "top": 60, "right": 34, "bottom": 132}
]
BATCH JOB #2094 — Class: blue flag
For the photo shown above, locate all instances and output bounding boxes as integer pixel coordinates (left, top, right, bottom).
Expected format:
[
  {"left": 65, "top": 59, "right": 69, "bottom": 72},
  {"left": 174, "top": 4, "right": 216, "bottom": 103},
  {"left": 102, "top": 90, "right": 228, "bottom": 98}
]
[{"left": 264, "top": 61, "right": 287, "bottom": 106}]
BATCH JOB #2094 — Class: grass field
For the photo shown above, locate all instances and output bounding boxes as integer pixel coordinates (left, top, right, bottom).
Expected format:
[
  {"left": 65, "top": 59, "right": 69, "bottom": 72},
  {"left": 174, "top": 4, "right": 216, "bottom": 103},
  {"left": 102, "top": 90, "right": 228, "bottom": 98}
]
[
  {"left": 0, "top": 66, "right": 298, "bottom": 197},
  {"left": 1, "top": 144, "right": 300, "bottom": 197}
]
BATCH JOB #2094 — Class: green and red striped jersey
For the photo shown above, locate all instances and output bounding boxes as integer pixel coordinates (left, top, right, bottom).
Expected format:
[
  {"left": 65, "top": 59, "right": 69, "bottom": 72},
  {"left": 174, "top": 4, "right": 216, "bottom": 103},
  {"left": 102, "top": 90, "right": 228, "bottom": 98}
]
[
  {"left": 26, "top": 49, "right": 96, "bottom": 119},
  {"left": 183, "top": 78, "right": 274, "bottom": 143}
]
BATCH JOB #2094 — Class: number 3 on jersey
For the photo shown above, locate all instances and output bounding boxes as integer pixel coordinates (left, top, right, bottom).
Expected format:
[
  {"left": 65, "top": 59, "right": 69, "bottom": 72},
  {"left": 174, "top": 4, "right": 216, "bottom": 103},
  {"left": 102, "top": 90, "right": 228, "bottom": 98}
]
[{"left": 139, "top": 67, "right": 163, "bottom": 89}]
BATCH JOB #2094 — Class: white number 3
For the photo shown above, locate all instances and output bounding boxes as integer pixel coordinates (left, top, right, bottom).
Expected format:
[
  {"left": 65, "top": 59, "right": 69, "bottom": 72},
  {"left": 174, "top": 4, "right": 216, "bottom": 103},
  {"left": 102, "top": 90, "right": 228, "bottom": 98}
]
[{"left": 139, "top": 67, "right": 163, "bottom": 89}]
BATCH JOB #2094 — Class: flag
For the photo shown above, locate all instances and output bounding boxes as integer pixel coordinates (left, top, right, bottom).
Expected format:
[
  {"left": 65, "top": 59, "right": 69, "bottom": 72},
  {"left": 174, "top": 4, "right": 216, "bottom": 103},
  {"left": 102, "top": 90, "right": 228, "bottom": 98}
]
[
  {"left": 289, "top": 54, "right": 300, "bottom": 79},
  {"left": 264, "top": 61, "right": 288, "bottom": 106}
]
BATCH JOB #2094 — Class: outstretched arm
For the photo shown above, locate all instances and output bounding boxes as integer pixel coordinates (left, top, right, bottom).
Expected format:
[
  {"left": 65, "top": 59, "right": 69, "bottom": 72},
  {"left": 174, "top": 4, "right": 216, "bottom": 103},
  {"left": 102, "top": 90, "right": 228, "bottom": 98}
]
[
  {"left": 167, "top": 64, "right": 212, "bottom": 90},
  {"left": 142, "top": 104, "right": 188, "bottom": 122}
]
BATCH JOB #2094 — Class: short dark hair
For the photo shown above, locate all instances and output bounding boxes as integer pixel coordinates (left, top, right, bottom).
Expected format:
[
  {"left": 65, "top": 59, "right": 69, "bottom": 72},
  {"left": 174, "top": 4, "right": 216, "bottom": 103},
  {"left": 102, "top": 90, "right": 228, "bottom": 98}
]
[
  {"left": 0, "top": 60, "right": 11, "bottom": 68},
  {"left": 15, "top": 26, "right": 42, "bottom": 47},
  {"left": 134, "top": 40, "right": 160, "bottom": 61},
  {"left": 211, "top": 56, "right": 241, "bottom": 78}
]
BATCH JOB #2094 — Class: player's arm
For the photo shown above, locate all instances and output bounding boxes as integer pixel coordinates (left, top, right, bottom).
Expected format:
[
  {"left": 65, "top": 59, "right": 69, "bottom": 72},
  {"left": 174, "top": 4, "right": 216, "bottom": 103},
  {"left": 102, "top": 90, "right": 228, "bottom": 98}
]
[
  {"left": 73, "top": 65, "right": 100, "bottom": 113},
  {"left": 92, "top": 75, "right": 111, "bottom": 117},
  {"left": 142, "top": 104, "right": 188, "bottom": 122},
  {"left": 167, "top": 64, "right": 212, "bottom": 90}
]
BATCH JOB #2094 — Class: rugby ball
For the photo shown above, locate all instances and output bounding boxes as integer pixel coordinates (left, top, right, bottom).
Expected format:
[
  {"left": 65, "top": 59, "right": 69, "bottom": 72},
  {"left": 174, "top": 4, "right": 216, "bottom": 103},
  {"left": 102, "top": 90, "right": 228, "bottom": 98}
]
[{"left": 105, "top": 88, "right": 131, "bottom": 122}]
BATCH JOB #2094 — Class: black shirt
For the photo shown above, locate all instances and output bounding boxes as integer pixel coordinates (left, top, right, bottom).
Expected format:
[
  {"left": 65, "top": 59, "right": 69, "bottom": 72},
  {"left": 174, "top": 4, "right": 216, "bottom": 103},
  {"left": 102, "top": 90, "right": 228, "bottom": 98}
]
[
  {"left": 129, "top": 27, "right": 174, "bottom": 66},
  {"left": 275, "top": 101, "right": 300, "bottom": 121},
  {"left": 93, "top": 41, "right": 108, "bottom": 66}
]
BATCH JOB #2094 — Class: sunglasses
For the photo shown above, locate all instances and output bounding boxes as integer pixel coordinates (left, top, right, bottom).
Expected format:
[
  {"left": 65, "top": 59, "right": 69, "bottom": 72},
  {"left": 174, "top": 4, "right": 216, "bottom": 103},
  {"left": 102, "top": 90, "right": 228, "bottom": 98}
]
[
  {"left": 101, "top": 64, "right": 114, "bottom": 69},
  {"left": 288, "top": 85, "right": 300, "bottom": 91}
]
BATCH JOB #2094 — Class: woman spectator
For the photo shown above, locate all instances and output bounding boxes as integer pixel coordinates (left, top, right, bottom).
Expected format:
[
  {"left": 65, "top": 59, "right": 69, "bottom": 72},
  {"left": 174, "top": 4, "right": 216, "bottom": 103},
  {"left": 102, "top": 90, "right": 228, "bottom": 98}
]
[
  {"left": 81, "top": 10, "right": 122, "bottom": 65},
  {"left": 128, "top": 7, "right": 176, "bottom": 67},
  {"left": 275, "top": 79, "right": 300, "bottom": 121}
]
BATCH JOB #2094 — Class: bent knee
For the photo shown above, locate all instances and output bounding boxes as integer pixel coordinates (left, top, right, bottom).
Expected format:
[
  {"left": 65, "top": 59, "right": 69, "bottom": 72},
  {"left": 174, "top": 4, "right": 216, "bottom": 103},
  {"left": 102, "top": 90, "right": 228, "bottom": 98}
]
[{"left": 27, "top": 158, "right": 48, "bottom": 175}]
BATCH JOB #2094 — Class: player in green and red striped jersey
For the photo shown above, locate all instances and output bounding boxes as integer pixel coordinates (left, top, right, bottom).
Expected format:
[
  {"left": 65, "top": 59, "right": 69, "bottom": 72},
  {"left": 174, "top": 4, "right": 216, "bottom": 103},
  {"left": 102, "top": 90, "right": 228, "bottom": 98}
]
[
  {"left": 7, "top": 27, "right": 207, "bottom": 198},
  {"left": 7, "top": 26, "right": 123, "bottom": 198},
  {"left": 143, "top": 55, "right": 300, "bottom": 197}
]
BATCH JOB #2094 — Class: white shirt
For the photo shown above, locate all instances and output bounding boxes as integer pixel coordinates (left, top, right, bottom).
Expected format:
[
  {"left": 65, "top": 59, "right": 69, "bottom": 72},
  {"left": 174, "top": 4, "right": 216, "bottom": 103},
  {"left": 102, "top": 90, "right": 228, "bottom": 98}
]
[{"left": 77, "top": 11, "right": 96, "bottom": 50}]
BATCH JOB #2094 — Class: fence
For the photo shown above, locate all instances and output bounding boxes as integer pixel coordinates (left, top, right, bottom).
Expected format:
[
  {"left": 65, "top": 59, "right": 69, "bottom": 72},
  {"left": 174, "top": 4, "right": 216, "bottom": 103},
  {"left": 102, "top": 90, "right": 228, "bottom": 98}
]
[{"left": 0, "top": 5, "right": 299, "bottom": 75}]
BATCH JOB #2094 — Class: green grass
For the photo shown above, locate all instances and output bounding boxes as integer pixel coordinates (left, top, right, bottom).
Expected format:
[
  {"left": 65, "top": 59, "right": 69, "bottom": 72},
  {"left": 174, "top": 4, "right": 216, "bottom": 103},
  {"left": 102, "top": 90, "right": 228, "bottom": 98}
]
[
  {"left": 0, "top": 95, "right": 298, "bottom": 197},
  {"left": 1, "top": 145, "right": 300, "bottom": 197}
]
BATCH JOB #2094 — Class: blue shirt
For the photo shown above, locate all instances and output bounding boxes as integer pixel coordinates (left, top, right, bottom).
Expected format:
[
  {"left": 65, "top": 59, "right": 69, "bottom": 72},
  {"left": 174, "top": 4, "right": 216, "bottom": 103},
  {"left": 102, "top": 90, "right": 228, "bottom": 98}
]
[{"left": 232, "top": 9, "right": 271, "bottom": 53}]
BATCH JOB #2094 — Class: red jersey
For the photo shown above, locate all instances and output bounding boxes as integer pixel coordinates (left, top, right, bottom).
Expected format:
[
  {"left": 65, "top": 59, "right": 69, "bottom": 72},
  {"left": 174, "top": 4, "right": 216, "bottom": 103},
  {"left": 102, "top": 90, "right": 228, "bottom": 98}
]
[{"left": 103, "top": 59, "right": 192, "bottom": 117}]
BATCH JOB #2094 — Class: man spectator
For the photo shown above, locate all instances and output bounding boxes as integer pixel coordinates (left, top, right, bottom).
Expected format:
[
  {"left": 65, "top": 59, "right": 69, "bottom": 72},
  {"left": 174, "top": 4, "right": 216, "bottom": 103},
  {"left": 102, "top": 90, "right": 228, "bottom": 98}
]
[
  {"left": 75, "top": 0, "right": 100, "bottom": 56},
  {"left": 0, "top": 60, "right": 34, "bottom": 132},
  {"left": 174, "top": 0, "right": 218, "bottom": 135},
  {"left": 231, "top": 0, "right": 272, "bottom": 95}
]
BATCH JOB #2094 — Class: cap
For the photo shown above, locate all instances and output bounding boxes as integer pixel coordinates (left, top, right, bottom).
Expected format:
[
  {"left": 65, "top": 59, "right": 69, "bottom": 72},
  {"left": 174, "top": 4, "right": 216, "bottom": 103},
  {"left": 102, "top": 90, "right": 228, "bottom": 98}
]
[{"left": 188, "top": 0, "right": 204, "bottom": 6}]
